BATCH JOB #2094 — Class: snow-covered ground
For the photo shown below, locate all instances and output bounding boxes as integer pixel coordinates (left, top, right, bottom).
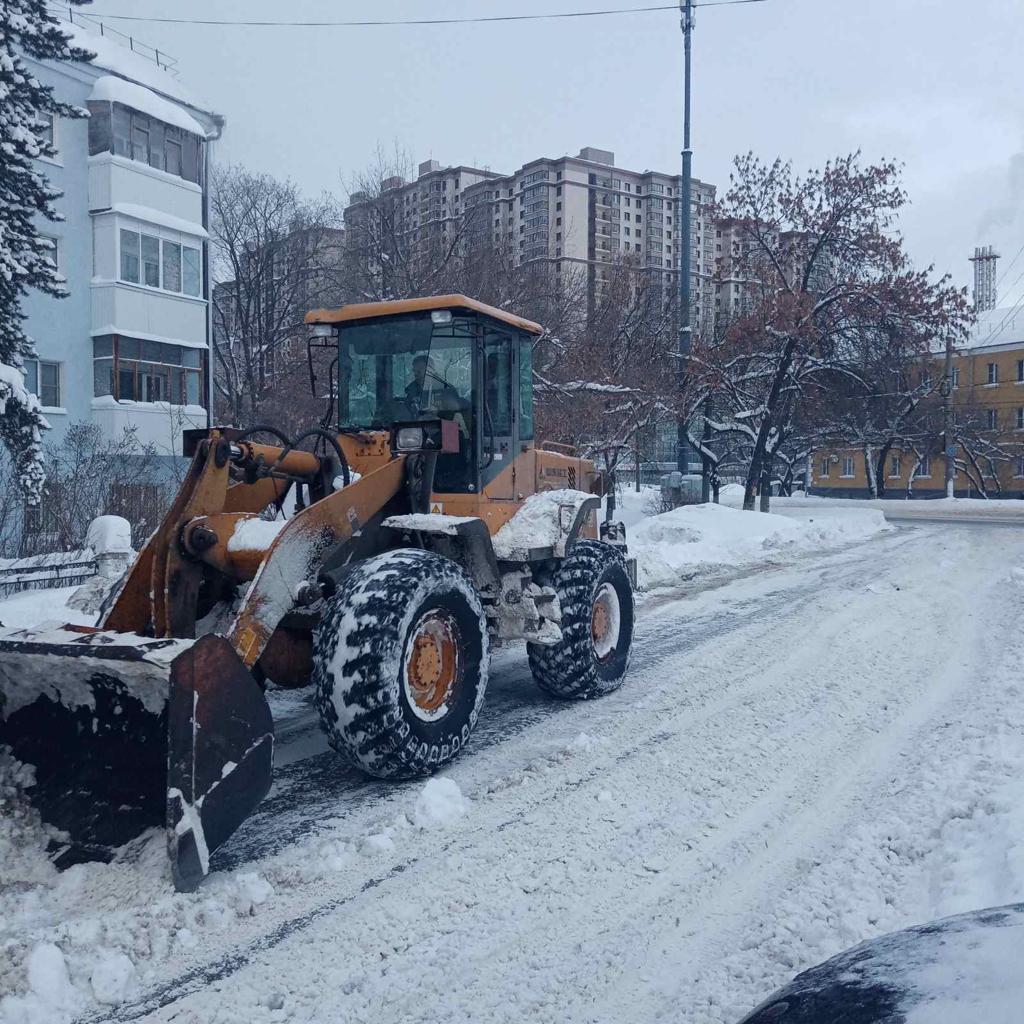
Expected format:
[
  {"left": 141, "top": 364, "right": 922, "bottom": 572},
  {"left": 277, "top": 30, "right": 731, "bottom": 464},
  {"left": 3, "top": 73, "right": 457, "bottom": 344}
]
[
  {"left": 2, "top": 510, "right": 1023, "bottom": 1023},
  {"left": 609, "top": 485, "right": 891, "bottom": 592},
  {"left": 716, "top": 482, "right": 1024, "bottom": 520}
]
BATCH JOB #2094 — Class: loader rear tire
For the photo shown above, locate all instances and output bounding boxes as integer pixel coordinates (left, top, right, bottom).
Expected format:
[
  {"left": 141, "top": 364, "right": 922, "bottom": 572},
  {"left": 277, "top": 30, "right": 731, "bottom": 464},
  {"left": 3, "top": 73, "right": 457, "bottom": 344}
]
[
  {"left": 528, "top": 540, "right": 634, "bottom": 700},
  {"left": 313, "top": 549, "right": 489, "bottom": 779}
]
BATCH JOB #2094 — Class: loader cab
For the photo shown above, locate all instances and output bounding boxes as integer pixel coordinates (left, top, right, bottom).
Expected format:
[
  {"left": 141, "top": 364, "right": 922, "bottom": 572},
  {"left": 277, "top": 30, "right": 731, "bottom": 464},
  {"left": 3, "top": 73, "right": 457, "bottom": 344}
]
[{"left": 322, "top": 296, "right": 541, "bottom": 498}]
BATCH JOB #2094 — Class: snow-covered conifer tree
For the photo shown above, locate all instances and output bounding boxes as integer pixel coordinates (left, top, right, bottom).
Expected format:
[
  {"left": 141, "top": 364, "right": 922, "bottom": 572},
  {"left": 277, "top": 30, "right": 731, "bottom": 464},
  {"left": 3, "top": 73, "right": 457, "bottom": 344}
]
[{"left": 0, "top": 3, "right": 92, "bottom": 500}]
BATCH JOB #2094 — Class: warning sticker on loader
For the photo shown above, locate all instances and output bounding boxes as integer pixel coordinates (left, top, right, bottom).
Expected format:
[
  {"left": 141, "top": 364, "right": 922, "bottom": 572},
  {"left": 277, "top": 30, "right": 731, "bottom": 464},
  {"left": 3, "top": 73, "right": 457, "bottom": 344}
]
[{"left": 430, "top": 502, "right": 444, "bottom": 514}]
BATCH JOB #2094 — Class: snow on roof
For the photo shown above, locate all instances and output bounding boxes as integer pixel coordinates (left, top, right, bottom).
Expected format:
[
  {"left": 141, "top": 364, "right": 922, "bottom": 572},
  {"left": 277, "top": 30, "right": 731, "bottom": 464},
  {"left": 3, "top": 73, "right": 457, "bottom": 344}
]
[
  {"left": 59, "top": 18, "right": 214, "bottom": 119},
  {"left": 963, "top": 305, "right": 1024, "bottom": 351},
  {"left": 90, "top": 76, "right": 206, "bottom": 136}
]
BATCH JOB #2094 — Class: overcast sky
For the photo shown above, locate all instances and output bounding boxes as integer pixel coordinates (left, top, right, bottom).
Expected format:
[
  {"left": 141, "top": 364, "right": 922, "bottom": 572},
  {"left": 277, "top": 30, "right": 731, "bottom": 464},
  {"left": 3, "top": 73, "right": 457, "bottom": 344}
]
[{"left": 88, "top": 0, "right": 1024, "bottom": 304}]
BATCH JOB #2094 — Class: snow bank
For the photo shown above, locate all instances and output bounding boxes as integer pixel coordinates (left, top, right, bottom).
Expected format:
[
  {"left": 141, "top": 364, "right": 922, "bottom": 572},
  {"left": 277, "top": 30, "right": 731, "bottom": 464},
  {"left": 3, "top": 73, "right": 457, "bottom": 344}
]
[
  {"left": 631, "top": 503, "right": 889, "bottom": 591},
  {"left": 606, "top": 485, "right": 661, "bottom": 529},
  {"left": 0, "top": 751, "right": 59, "bottom": 889},
  {"left": 227, "top": 517, "right": 287, "bottom": 552},
  {"left": 0, "top": 942, "right": 83, "bottom": 1023},
  {"left": 0, "top": 586, "right": 94, "bottom": 630}
]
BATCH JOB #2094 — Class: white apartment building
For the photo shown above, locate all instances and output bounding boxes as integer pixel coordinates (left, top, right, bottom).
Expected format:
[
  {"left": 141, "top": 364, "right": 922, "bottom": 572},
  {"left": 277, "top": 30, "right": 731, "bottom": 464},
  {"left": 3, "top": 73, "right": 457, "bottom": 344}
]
[{"left": 23, "top": 12, "right": 223, "bottom": 459}]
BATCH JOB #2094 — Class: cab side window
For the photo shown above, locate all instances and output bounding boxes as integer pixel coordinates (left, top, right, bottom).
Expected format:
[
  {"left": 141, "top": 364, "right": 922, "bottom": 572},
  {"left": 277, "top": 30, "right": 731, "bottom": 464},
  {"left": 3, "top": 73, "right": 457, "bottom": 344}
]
[
  {"left": 518, "top": 336, "right": 534, "bottom": 440},
  {"left": 483, "top": 328, "right": 513, "bottom": 439}
]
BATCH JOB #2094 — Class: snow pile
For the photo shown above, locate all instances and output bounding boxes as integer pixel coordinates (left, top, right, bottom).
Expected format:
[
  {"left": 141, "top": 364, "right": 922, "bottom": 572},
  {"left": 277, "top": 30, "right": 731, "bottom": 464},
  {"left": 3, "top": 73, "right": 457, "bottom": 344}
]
[
  {"left": 0, "top": 942, "right": 83, "bottom": 1024},
  {"left": 605, "top": 485, "right": 661, "bottom": 529},
  {"left": 630, "top": 503, "right": 889, "bottom": 590},
  {"left": 227, "top": 517, "right": 288, "bottom": 552},
  {"left": 412, "top": 777, "right": 469, "bottom": 828},
  {"left": 89, "top": 952, "right": 137, "bottom": 1006},
  {"left": 85, "top": 515, "right": 133, "bottom": 555},
  {"left": 0, "top": 750, "right": 58, "bottom": 889},
  {"left": 493, "top": 488, "right": 593, "bottom": 559},
  {"left": 383, "top": 513, "right": 478, "bottom": 535},
  {"left": 0, "top": 586, "right": 94, "bottom": 630}
]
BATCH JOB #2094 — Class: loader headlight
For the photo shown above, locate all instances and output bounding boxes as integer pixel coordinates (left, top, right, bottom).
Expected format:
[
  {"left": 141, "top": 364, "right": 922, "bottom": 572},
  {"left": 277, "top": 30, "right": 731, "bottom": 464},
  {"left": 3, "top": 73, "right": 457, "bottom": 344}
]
[
  {"left": 390, "top": 419, "right": 460, "bottom": 455},
  {"left": 396, "top": 426, "right": 426, "bottom": 451}
]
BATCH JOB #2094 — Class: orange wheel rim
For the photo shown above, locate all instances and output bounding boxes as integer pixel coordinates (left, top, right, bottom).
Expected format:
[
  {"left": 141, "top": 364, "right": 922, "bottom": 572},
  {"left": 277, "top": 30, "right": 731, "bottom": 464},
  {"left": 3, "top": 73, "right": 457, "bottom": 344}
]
[
  {"left": 405, "top": 611, "right": 459, "bottom": 717},
  {"left": 590, "top": 582, "right": 620, "bottom": 662}
]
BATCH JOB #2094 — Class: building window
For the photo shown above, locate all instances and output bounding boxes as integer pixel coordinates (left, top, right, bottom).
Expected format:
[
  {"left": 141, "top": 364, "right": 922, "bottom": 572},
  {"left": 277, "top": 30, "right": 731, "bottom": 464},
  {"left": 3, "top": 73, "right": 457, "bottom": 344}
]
[
  {"left": 889, "top": 455, "right": 900, "bottom": 478},
  {"left": 162, "top": 240, "right": 182, "bottom": 291},
  {"left": 1017, "top": 359, "right": 1024, "bottom": 383},
  {"left": 120, "top": 229, "right": 141, "bottom": 283},
  {"left": 40, "top": 234, "right": 59, "bottom": 272},
  {"left": 89, "top": 102, "right": 202, "bottom": 184},
  {"left": 986, "top": 408, "right": 998, "bottom": 430},
  {"left": 1017, "top": 455, "right": 1024, "bottom": 478},
  {"left": 987, "top": 362, "right": 999, "bottom": 385},
  {"left": 1017, "top": 407, "right": 1024, "bottom": 429},
  {"left": 142, "top": 233, "right": 160, "bottom": 287},
  {"left": 119, "top": 228, "right": 201, "bottom": 296},
  {"left": 820, "top": 458, "right": 831, "bottom": 478},
  {"left": 914, "top": 456, "right": 931, "bottom": 478},
  {"left": 24, "top": 359, "right": 61, "bottom": 408},
  {"left": 951, "top": 366, "right": 960, "bottom": 387},
  {"left": 34, "top": 110, "right": 56, "bottom": 156},
  {"left": 93, "top": 336, "right": 203, "bottom": 406},
  {"left": 841, "top": 455, "right": 854, "bottom": 478}
]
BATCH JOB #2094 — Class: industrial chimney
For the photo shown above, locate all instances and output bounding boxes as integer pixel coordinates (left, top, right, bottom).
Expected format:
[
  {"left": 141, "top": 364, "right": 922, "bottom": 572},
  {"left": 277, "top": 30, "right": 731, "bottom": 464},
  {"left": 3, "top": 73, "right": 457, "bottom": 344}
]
[{"left": 970, "top": 245, "right": 1000, "bottom": 312}]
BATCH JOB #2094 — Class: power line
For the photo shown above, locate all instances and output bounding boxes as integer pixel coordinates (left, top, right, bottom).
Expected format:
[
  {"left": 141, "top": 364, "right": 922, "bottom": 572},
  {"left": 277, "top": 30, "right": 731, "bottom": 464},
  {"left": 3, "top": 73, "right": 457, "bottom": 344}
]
[
  {"left": 980, "top": 275, "right": 1024, "bottom": 346},
  {"left": 994, "top": 240, "right": 1024, "bottom": 293},
  {"left": 73, "top": 1, "right": 768, "bottom": 28}
]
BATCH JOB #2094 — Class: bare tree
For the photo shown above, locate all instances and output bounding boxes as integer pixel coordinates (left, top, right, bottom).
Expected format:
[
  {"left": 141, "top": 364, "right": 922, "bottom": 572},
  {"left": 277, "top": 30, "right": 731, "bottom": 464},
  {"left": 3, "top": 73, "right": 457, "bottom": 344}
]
[
  {"left": 210, "top": 164, "right": 343, "bottom": 425},
  {"left": 534, "top": 258, "right": 682, "bottom": 477},
  {"left": 710, "top": 153, "right": 971, "bottom": 511},
  {"left": 341, "top": 145, "right": 481, "bottom": 303},
  {"left": 9, "top": 422, "right": 169, "bottom": 555}
]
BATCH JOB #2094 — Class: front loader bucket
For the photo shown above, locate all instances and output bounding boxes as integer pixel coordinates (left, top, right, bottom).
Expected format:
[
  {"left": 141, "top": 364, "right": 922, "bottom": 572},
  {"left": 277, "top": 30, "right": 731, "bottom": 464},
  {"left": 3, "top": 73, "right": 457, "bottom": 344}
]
[{"left": 0, "top": 628, "right": 273, "bottom": 891}]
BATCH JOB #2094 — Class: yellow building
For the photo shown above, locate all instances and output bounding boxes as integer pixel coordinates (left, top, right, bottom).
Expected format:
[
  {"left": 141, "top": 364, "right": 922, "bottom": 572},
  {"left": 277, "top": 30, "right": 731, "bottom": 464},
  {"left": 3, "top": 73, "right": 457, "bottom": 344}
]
[{"left": 812, "top": 307, "right": 1024, "bottom": 499}]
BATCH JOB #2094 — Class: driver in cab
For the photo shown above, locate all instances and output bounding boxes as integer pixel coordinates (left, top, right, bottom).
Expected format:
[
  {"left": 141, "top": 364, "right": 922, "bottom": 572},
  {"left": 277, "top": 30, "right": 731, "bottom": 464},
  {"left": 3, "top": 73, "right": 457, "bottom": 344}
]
[{"left": 405, "top": 355, "right": 466, "bottom": 418}]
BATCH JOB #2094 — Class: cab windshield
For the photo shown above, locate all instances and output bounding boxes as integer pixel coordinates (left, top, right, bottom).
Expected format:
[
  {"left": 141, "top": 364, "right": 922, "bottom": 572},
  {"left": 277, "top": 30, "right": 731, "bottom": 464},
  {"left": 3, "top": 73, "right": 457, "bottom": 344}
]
[{"left": 338, "top": 313, "right": 474, "bottom": 433}]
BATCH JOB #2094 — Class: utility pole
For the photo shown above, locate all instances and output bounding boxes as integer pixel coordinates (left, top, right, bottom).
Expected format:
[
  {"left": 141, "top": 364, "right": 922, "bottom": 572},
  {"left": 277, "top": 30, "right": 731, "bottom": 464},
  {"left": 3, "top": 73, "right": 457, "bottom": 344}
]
[
  {"left": 942, "top": 334, "right": 955, "bottom": 498},
  {"left": 676, "top": 0, "right": 694, "bottom": 478}
]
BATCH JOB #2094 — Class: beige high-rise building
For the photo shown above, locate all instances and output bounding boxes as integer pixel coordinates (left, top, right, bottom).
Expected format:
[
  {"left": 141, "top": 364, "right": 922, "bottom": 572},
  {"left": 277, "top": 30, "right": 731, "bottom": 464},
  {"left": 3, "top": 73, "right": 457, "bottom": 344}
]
[{"left": 344, "top": 148, "right": 718, "bottom": 331}]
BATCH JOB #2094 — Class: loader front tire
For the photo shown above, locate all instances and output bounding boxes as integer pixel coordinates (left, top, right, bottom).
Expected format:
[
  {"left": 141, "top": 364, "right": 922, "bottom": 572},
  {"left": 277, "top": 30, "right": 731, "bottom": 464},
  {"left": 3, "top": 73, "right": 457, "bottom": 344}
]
[
  {"left": 313, "top": 549, "right": 489, "bottom": 779},
  {"left": 528, "top": 540, "right": 634, "bottom": 700}
]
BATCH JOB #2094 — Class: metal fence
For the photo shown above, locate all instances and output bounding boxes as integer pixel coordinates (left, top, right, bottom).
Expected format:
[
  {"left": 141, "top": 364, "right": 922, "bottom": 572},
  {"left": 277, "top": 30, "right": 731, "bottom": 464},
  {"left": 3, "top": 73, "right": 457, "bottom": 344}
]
[{"left": 0, "top": 551, "right": 97, "bottom": 599}]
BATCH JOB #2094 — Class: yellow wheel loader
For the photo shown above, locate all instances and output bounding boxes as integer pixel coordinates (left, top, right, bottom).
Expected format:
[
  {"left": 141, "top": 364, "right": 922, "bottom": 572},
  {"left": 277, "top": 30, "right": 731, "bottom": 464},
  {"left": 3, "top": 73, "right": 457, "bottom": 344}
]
[{"left": 0, "top": 295, "right": 634, "bottom": 891}]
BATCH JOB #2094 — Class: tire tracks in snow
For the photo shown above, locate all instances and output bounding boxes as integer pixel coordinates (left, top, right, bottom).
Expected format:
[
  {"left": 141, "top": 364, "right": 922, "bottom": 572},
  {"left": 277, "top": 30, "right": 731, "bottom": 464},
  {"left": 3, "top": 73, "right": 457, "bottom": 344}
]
[
  {"left": 212, "top": 534, "right": 912, "bottom": 871},
  {"left": 78, "top": 530, "right": 929, "bottom": 1022}
]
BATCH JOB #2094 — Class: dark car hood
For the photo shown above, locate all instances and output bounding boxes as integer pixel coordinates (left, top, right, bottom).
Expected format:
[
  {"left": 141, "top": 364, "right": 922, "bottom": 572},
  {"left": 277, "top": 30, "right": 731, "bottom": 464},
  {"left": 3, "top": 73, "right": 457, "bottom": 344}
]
[{"left": 737, "top": 903, "right": 1024, "bottom": 1023}]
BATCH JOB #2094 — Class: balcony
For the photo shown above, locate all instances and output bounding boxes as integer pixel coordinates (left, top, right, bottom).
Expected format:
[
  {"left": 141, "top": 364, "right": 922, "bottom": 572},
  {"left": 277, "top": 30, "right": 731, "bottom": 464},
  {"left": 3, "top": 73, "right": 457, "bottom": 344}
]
[{"left": 88, "top": 152, "right": 202, "bottom": 229}]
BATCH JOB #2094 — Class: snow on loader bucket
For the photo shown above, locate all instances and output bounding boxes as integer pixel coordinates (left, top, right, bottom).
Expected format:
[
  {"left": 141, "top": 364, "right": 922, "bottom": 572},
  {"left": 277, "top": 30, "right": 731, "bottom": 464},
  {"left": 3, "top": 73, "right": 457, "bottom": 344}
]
[{"left": 0, "top": 626, "right": 273, "bottom": 892}]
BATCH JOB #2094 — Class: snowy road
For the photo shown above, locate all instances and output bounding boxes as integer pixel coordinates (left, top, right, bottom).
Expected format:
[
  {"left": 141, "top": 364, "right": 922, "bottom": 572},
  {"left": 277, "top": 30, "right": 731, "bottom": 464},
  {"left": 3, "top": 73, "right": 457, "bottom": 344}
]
[{"left": 5, "top": 521, "right": 1024, "bottom": 1024}]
